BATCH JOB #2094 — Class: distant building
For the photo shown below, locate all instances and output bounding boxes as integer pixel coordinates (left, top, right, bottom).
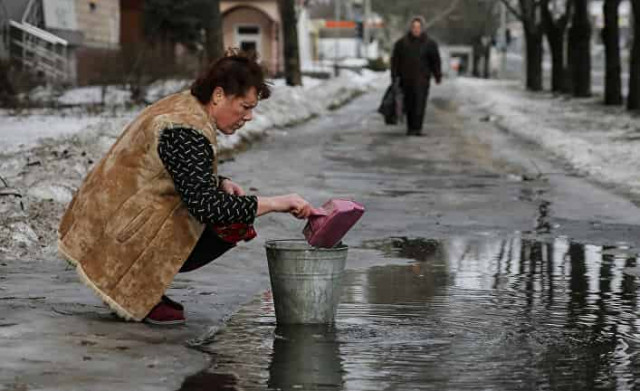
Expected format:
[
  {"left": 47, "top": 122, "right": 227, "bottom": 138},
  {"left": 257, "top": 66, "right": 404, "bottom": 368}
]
[
  {"left": 1, "top": 0, "right": 75, "bottom": 82},
  {"left": 120, "top": 0, "right": 143, "bottom": 47},
  {"left": 0, "top": 0, "right": 315, "bottom": 84},
  {"left": 119, "top": 0, "right": 312, "bottom": 77},
  {"left": 0, "top": 0, "right": 119, "bottom": 85},
  {"left": 220, "top": 0, "right": 279, "bottom": 74},
  {"left": 74, "top": 0, "right": 120, "bottom": 85},
  {"left": 306, "top": 0, "right": 382, "bottom": 63},
  {"left": 220, "top": 0, "right": 314, "bottom": 75}
]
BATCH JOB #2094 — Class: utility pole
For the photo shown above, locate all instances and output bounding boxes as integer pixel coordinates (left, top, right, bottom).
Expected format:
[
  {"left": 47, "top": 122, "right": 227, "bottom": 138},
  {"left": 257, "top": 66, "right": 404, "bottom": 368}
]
[
  {"left": 334, "top": 0, "right": 341, "bottom": 76},
  {"left": 203, "top": 0, "right": 224, "bottom": 64},
  {"left": 499, "top": 0, "right": 507, "bottom": 78},
  {"left": 280, "top": 0, "right": 302, "bottom": 86},
  {"left": 363, "top": 0, "right": 371, "bottom": 59},
  {"left": 0, "top": 0, "right": 8, "bottom": 60}
]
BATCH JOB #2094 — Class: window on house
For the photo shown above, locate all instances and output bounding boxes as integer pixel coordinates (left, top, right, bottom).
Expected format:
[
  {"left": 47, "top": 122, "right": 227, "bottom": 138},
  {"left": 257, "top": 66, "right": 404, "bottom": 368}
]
[
  {"left": 235, "top": 25, "right": 261, "bottom": 58},
  {"left": 238, "top": 26, "right": 260, "bottom": 35},
  {"left": 240, "top": 41, "right": 257, "bottom": 53}
]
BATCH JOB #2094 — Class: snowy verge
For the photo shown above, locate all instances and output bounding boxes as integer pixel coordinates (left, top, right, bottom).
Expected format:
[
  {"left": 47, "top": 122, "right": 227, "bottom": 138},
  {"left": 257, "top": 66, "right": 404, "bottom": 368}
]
[
  {"left": 217, "top": 69, "right": 384, "bottom": 152},
  {"left": 1, "top": 70, "right": 385, "bottom": 154},
  {"left": 456, "top": 77, "right": 640, "bottom": 198},
  {"left": 0, "top": 70, "right": 386, "bottom": 260}
]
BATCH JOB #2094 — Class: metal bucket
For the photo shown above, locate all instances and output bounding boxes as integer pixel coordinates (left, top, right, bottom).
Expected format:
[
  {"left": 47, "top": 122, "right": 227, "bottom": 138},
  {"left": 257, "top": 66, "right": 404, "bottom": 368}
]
[{"left": 265, "top": 239, "right": 348, "bottom": 324}]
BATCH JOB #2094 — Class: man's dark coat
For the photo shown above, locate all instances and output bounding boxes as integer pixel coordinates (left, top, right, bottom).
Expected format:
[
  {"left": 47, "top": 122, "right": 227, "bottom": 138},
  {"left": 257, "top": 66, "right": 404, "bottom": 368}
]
[{"left": 391, "top": 32, "right": 442, "bottom": 133}]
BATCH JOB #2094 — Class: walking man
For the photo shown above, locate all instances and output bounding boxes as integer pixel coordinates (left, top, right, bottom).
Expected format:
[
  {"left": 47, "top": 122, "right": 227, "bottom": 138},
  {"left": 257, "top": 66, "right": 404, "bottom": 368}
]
[{"left": 391, "top": 16, "right": 442, "bottom": 136}]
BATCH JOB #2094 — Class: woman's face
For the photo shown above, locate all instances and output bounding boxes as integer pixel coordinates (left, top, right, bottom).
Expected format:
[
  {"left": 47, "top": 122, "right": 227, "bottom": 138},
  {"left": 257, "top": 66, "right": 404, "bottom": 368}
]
[{"left": 210, "top": 87, "right": 258, "bottom": 135}]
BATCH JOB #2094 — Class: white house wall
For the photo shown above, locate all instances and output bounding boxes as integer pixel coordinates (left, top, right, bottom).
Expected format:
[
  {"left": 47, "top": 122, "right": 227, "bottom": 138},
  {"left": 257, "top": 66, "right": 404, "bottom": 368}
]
[
  {"left": 43, "top": 0, "right": 78, "bottom": 30},
  {"left": 74, "top": 0, "right": 119, "bottom": 48},
  {"left": 297, "top": 8, "right": 312, "bottom": 69},
  {"left": 317, "top": 38, "right": 379, "bottom": 61},
  {"left": 220, "top": 1, "right": 280, "bottom": 24}
]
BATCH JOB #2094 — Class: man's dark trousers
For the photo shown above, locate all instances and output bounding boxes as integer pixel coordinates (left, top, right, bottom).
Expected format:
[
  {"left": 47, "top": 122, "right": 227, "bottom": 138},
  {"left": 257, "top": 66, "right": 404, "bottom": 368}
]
[{"left": 403, "top": 81, "right": 430, "bottom": 135}]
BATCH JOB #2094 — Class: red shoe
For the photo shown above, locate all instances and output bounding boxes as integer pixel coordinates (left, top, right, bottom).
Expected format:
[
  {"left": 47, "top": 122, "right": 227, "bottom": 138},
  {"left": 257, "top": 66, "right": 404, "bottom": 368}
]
[
  {"left": 144, "top": 298, "right": 185, "bottom": 325},
  {"left": 161, "top": 295, "right": 184, "bottom": 311}
]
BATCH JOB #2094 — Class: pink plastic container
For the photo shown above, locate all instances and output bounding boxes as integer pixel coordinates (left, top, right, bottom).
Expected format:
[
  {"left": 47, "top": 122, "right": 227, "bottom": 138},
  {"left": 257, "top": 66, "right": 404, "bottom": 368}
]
[{"left": 303, "top": 199, "right": 365, "bottom": 248}]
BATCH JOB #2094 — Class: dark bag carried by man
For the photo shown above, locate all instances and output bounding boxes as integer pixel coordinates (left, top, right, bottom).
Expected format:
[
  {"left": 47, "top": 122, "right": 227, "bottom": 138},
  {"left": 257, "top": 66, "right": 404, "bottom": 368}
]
[{"left": 378, "top": 79, "right": 403, "bottom": 125}]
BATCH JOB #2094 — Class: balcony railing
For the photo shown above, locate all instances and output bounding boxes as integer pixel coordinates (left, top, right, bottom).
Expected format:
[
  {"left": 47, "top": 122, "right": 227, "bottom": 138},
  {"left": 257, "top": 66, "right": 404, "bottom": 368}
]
[{"left": 8, "top": 0, "right": 69, "bottom": 82}]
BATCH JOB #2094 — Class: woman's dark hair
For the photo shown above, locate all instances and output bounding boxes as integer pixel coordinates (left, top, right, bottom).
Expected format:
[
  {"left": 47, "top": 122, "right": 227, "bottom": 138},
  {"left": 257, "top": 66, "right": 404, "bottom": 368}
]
[{"left": 191, "top": 51, "right": 271, "bottom": 104}]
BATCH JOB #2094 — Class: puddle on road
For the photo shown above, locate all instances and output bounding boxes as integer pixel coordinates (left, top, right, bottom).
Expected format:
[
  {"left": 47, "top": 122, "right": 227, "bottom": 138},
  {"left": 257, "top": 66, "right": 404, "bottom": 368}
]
[{"left": 181, "top": 235, "right": 640, "bottom": 390}]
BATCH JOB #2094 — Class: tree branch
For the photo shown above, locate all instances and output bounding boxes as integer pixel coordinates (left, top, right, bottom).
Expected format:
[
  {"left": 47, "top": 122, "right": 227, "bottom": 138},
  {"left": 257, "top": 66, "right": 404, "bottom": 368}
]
[
  {"left": 424, "top": 0, "right": 463, "bottom": 28},
  {"left": 565, "top": 0, "right": 574, "bottom": 19},
  {"left": 500, "top": 0, "right": 525, "bottom": 22},
  {"left": 557, "top": 0, "right": 573, "bottom": 28},
  {"left": 541, "top": 0, "right": 553, "bottom": 30},
  {"left": 0, "top": 189, "right": 22, "bottom": 198}
]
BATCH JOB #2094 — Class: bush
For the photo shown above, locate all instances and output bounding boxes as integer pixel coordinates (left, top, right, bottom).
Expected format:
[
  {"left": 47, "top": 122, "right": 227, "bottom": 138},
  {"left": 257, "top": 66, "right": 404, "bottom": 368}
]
[
  {"left": 367, "top": 57, "right": 388, "bottom": 72},
  {"left": 0, "top": 60, "right": 15, "bottom": 107},
  {"left": 0, "top": 60, "right": 50, "bottom": 108}
]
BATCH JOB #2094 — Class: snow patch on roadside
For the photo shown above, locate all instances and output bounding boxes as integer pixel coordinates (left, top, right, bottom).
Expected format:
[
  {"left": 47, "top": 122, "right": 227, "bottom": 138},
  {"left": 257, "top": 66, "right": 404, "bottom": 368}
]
[
  {"left": 0, "top": 70, "right": 385, "bottom": 260},
  {"left": 145, "top": 79, "right": 191, "bottom": 103},
  {"left": 0, "top": 113, "right": 106, "bottom": 154},
  {"left": 27, "top": 184, "right": 74, "bottom": 204},
  {"left": 2, "top": 70, "right": 384, "bottom": 155},
  {"left": 217, "top": 69, "right": 383, "bottom": 151},
  {"left": 57, "top": 86, "right": 131, "bottom": 106},
  {"left": 456, "top": 77, "right": 640, "bottom": 197},
  {"left": 9, "top": 222, "right": 38, "bottom": 246}
]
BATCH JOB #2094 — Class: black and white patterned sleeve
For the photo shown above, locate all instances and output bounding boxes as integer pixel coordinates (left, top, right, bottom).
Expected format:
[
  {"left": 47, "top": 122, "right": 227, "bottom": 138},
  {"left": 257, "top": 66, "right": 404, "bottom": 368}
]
[{"left": 157, "top": 128, "right": 258, "bottom": 226}]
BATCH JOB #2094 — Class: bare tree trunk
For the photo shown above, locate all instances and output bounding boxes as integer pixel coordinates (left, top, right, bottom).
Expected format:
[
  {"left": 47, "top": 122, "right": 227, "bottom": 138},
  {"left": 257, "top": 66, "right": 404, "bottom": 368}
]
[
  {"left": 159, "top": 39, "right": 176, "bottom": 72},
  {"left": 203, "top": 0, "right": 224, "bottom": 64},
  {"left": 472, "top": 41, "right": 482, "bottom": 77},
  {"left": 569, "top": 0, "right": 592, "bottom": 97},
  {"left": 628, "top": 0, "right": 640, "bottom": 110},
  {"left": 525, "top": 27, "right": 544, "bottom": 91},
  {"left": 0, "top": 60, "right": 16, "bottom": 107},
  {"left": 541, "top": 0, "right": 570, "bottom": 92},
  {"left": 500, "top": 0, "right": 543, "bottom": 91},
  {"left": 424, "top": 0, "right": 462, "bottom": 28},
  {"left": 279, "top": 0, "right": 302, "bottom": 86},
  {"left": 483, "top": 43, "right": 491, "bottom": 78},
  {"left": 603, "top": 0, "right": 623, "bottom": 105},
  {"left": 548, "top": 34, "right": 566, "bottom": 92},
  {"left": 562, "top": 34, "right": 573, "bottom": 94}
]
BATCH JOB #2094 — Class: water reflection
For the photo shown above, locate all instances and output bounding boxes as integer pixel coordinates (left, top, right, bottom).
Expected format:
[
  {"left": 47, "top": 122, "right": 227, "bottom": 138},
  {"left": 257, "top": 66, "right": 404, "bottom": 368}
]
[
  {"left": 185, "top": 298, "right": 345, "bottom": 390},
  {"left": 268, "top": 325, "right": 344, "bottom": 390},
  {"left": 193, "top": 235, "right": 640, "bottom": 390},
  {"left": 354, "top": 236, "right": 640, "bottom": 390},
  {"left": 177, "top": 371, "right": 241, "bottom": 391}
]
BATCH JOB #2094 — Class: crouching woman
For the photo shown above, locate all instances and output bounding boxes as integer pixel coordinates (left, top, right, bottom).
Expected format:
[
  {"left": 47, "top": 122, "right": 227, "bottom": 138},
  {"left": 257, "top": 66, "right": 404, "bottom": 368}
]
[{"left": 58, "top": 54, "right": 312, "bottom": 325}]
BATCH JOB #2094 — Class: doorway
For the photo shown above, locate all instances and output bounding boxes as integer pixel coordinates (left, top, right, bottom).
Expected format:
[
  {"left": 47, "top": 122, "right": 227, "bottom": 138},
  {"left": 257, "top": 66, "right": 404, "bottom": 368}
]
[{"left": 235, "top": 24, "right": 262, "bottom": 58}]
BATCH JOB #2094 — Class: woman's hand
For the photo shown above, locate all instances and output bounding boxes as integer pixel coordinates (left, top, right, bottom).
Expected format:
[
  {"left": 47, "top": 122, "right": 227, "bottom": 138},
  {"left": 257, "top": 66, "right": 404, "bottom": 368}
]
[
  {"left": 220, "top": 179, "right": 246, "bottom": 196},
  {"left": 257, "top": 194, "right": 312, "bottom": 219}
]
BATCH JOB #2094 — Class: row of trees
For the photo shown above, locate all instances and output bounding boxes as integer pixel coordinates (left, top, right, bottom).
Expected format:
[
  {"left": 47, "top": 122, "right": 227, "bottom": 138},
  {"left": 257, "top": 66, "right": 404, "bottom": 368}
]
[{"left": 504, "top": 0, "right": 640, "bottom": 111}]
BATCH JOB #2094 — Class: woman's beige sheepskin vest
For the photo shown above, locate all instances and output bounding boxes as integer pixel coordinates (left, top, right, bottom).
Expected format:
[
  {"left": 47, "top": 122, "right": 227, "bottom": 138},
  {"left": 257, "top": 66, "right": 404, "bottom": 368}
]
[{"left": 58, "top": 91, "right": 217, "bottom": 321}]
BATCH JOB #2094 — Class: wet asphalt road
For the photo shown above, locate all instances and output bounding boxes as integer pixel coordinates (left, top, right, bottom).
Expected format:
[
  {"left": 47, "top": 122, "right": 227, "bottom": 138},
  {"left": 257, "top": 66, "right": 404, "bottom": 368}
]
[
  {"left": 4, "top": 81, "right": 640, "bottom": 390},
  {"left": 179, "top": 82, "right": 640, "bottom": 390}
]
